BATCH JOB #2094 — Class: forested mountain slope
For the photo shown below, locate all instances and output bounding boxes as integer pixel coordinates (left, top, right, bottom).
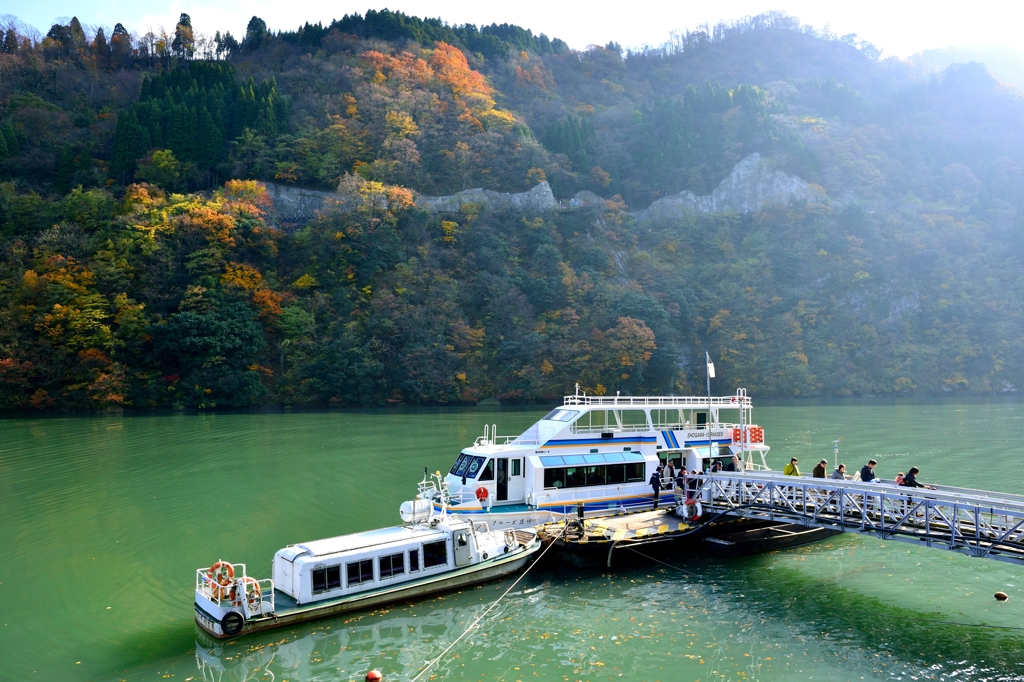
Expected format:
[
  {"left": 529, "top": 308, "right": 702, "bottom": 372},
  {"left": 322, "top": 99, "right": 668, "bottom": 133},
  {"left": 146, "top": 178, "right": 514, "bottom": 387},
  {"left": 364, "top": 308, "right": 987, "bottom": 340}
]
[{"left": 1, "top": 11, "right": 1023, "bottom": 409}]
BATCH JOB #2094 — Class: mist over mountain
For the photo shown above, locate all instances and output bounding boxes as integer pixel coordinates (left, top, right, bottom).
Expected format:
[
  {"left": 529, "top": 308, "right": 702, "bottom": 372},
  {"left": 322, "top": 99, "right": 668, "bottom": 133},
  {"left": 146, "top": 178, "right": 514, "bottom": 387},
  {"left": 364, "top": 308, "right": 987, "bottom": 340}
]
[
  {"left": 1, "top": 10, "right": 1023, "bottom": 409},
  {"left": 917, "top": 45, "right": 1024, "bottom": 90}
]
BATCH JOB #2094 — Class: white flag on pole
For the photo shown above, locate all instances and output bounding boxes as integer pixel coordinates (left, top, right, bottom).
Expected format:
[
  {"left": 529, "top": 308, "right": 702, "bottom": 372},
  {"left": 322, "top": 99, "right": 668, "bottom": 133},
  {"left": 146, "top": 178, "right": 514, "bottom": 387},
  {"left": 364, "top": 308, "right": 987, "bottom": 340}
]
[{"left": 706, "top": 352, "right": 715, "bottom": 378}]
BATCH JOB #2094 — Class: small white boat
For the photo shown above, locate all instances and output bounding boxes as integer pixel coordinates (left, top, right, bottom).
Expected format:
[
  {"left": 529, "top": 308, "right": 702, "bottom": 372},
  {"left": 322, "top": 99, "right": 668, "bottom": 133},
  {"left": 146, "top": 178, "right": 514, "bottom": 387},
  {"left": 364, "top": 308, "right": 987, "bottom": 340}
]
[{"left": 193, "top": 473, "right": 542, "bottom": 639}]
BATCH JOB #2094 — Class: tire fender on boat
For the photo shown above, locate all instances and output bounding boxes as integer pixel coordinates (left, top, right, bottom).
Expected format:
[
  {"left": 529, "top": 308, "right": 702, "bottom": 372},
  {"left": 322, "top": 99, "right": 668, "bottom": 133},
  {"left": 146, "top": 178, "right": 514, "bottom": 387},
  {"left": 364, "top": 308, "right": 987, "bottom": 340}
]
[
  {"left": 678, "top": 501, "right": 702, "bottom": 520},
  {"left": 221, "top": 610, "right": 244, "bottom": 636}
]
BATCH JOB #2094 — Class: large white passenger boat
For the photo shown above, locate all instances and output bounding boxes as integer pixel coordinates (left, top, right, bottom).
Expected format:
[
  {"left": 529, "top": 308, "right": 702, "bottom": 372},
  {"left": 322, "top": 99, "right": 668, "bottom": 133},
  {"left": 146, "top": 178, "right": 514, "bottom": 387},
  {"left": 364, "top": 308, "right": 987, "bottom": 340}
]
[
  {"left": 424, "top": 388, "right": 771, "bottom": 527},
  {"left": 194, "top": 474, "right": 541, "bottom": 639}
]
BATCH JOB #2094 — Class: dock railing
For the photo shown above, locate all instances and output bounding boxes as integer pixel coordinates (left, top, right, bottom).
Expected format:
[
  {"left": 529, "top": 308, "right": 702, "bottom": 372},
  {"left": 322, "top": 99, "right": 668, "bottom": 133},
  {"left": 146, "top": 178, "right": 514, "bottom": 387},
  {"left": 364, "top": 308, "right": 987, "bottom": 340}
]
[{"left": 697, "top": 472, "right": 1024, "bottom": 565}]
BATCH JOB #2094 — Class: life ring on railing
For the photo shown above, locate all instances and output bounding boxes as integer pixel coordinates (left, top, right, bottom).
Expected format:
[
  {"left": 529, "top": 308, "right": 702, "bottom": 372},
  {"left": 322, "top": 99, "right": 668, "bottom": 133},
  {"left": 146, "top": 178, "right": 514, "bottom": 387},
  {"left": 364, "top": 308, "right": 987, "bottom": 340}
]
[
  {"left": 232, "top": 576, "right": 262, "bottom": 610},
  {"left": 207, "top": 561, "right": 234, "bottom": 586},
  {"left": 475, "top": 487, "right": 489, "bottom": 502}
]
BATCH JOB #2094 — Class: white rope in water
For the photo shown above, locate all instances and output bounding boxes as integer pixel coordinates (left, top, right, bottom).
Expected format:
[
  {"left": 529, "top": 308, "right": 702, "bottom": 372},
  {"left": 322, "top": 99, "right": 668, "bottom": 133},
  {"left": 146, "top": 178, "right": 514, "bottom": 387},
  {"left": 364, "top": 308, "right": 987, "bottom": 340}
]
[{"left": 409, "top": 524, "right": 567, "bottom": 682}]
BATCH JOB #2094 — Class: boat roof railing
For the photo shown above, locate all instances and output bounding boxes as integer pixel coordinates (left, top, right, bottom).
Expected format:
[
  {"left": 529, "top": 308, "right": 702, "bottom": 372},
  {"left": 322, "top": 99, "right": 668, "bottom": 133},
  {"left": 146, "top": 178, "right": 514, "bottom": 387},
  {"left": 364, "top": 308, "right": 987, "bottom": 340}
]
[{"left": 562, "top": 395, "right": 752, "bottom": 408}]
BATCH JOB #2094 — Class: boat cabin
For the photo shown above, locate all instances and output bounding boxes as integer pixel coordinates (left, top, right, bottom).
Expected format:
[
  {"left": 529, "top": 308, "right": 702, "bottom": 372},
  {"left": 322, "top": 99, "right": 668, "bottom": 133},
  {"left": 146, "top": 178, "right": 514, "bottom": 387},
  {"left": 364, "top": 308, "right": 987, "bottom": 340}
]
[
  {"left": 272, "top": 517, "right": 516, "bottom": 605},
  {"left": 439, "top": 390, "right": 771, "bottom": 515}
]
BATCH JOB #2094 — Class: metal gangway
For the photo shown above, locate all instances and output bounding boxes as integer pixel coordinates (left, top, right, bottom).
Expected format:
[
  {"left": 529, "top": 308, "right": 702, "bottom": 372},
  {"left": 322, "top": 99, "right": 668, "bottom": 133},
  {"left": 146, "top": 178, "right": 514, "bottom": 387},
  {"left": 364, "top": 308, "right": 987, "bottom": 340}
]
[{"left": 696, "top": 472, "right": 1024, "bottom": 566}]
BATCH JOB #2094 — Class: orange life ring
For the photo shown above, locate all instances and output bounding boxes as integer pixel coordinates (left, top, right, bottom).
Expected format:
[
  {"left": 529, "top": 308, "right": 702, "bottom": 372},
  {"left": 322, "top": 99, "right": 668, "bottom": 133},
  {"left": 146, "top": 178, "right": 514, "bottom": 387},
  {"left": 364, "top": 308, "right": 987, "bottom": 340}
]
[
  {"left": 207, "top": 561, "right": 234, "bottom": 586},
  {"left": 475, "top": 486, "right": 489, "bottom": 501},
  {"left": 232, "top": 576, "right": 261, "bottom": 609}
]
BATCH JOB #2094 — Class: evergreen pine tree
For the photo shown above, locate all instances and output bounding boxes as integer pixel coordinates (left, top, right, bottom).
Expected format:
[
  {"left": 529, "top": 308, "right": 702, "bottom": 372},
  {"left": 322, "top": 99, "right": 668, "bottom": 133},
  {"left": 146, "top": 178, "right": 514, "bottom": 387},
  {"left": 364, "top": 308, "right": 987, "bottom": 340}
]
[
  {"left": 0, "top": 127, "right": 8, "bottom": 160},
  {"left": 2, "top": 124, "right": 20, "bottom": 155},
  {"left": 54, "top": 145, "right": 75, "bottom": 194}
]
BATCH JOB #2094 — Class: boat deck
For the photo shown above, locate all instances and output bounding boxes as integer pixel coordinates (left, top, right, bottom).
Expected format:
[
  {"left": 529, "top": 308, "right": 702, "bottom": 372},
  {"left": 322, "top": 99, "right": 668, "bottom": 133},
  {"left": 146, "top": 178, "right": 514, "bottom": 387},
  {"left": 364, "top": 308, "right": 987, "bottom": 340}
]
[{"left": 540, "top": 508, "right": 697, "bottom": 544}]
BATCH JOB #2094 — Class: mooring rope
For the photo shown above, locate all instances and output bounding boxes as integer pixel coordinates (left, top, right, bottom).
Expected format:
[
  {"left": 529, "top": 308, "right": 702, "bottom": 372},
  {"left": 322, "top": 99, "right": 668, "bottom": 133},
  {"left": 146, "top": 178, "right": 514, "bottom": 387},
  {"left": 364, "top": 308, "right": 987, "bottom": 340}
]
[{"left": 409, "top": 524, "right": 567, "bottom": 682}]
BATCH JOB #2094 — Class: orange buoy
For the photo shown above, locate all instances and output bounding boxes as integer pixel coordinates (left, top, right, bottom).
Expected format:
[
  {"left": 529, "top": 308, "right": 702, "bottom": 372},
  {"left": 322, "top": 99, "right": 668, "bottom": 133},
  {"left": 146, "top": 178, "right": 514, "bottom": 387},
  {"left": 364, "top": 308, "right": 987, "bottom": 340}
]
[
  {"left": 995, "top": 591, "right": 1009, "bottom": 601},
  {"left": 366, "top": 670, "right": 383, "bottom": 681}
]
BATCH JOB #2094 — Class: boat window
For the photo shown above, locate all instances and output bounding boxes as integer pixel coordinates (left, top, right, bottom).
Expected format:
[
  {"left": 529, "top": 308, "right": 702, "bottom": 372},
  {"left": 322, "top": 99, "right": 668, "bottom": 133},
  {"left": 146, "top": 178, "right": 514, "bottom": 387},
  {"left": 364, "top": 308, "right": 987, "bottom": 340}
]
[
  {"left": 542, "top": 462, "right": 645, "bottom": 488},
  {"left": 409, "top": 548, "right": 419, "bottom": 572},
  {"left": 449, "top": 453, "right": 468, "bottom": 475},
  {"left": 602, "top": 452, "right": 625, "bottom": 462},
  {"left": 563, "top": 455, "right": 585, "bottom": 465},
  {"left": 311, "top": 565, "right": 341, "bottom": 594},
  {"left": 540, "top": 456, "right": 564, "bottom": 466},
  {"left": 543, "top": 467, "right": 565, "bottom": 488},
  {"left": 511, "top": 459, "right": 521, "bottom": 476},
  {"left": 379, "top": 552, "right": 405, "bottom": 579},
  {"left": 453, "top": 454, "right": 472, "bottom": 477},
  {"left": 347, "top": 559, "right": 374, "bottom": 586},
  {"left": 543, "top": 408, "right": 579, "bottom": 422},
  {"left": 465, "top": 456, "right": 486, "bottom": 478},
  {"left": 423, "top": 540, "right": 447, "bottom": 568},
  {"left": 478, "top": 459, "right": 494, "bottom": 481},
  {"left": 626, "top": 462, "right": 644, "bottom": 482}
]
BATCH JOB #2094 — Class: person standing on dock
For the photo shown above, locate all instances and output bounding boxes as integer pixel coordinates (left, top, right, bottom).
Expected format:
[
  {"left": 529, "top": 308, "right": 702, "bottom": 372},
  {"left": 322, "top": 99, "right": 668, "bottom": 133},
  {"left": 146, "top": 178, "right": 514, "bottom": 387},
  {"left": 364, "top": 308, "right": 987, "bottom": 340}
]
[
  {"left": 650, "top": 467, "right": 663, "bottom": 509},
  {"left": 860, "top": 459, "right": 877, "bottom": 483},
  {"left": 665, "top": 460, "right": 676, "bottom": 484},
  {"left": 812, "top": 459, "right": 828, "bottom": 478},
  {"left": 832, "top": 464, "right": 847, "bottom": 479},
  {"left": 783, "top": 458, "right": 801, "bottom": 476}
]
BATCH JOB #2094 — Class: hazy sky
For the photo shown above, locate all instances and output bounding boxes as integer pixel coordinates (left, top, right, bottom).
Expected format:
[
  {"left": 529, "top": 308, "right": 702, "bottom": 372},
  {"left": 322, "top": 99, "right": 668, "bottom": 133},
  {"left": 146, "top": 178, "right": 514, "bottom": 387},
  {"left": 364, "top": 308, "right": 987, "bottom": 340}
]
[{"left": 6, "top": 0, "right": 1024, "bottom": 58}]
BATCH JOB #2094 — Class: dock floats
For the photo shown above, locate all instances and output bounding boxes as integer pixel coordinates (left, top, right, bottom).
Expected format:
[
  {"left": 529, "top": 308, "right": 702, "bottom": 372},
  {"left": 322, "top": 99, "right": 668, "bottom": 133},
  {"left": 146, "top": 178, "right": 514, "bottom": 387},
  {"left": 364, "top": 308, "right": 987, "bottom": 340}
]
[{"left": 537, "top": 503, "right": 763, "bottom": 567}]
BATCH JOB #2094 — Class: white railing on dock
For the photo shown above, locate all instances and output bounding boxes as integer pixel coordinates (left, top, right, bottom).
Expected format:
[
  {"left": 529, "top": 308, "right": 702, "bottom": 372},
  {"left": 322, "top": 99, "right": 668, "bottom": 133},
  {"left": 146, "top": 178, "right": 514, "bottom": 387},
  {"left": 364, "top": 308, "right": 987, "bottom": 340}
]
[{"left": 696, "top": 473, "right": 1024, "bottom": 565}]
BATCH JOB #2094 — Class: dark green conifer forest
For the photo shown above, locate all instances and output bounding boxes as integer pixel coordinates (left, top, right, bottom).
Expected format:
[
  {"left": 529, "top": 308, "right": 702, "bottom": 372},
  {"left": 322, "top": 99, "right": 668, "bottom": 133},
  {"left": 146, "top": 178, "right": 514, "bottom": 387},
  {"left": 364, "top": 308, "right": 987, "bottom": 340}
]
[{"left": 2, "top": 10, "right": 1024, "bottom": 409}]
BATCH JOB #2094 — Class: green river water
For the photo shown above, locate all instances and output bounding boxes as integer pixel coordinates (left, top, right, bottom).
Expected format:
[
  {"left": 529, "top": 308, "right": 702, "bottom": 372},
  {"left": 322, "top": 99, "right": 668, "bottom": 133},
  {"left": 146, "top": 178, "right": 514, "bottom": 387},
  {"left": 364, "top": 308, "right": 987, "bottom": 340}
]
[{"left": 2, "top": 399, "right": 1024, "bottom": 682}]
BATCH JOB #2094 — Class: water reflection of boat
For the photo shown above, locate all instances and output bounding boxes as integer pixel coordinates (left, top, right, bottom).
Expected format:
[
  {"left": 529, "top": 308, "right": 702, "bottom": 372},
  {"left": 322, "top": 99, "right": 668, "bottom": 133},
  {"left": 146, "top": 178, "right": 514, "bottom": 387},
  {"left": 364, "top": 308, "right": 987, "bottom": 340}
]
[
  {"left": 426, "top": 387, "right": 772, "bottom": 526},
  {"left": 193, "top": 600, "right": 499, "bottom": 682},
  {"left": 704, "top": 522, "right": 843, "bottom": 557},
  {"left": 193, "top": 473, "right": 541, "bottom": 639}
]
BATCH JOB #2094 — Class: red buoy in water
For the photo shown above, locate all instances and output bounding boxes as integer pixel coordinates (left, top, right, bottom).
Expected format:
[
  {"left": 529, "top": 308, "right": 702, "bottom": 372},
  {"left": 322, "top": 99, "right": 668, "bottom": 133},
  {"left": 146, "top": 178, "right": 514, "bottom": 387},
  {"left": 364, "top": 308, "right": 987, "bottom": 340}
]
[
  {"left": 366, "top": 670, "right": 383, "bottom": 681},
  {"left": 995, "top": 591, "right": 1009, "bottom": 601}
]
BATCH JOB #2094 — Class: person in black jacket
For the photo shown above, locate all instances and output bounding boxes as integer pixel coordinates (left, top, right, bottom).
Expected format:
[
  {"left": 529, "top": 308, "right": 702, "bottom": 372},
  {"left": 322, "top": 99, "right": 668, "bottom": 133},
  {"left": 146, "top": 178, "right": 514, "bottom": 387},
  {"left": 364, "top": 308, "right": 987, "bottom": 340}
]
[
  {"left": 650, "top": 467, "right": 663, "bottom": 509},
  {"left": 900, "top": 466, "right": 934, "bottom": 490},
  {"left": 860, "top": 459, "right": 877, "bottom": 482}
]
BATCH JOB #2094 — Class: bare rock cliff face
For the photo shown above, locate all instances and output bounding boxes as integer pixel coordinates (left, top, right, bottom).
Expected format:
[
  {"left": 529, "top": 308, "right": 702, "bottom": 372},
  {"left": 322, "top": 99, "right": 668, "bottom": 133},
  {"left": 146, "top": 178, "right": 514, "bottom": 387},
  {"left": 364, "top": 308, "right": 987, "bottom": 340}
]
[
  {"left": 415, "top": 181, "right": 557, "bottom": 213},
  {"left": 633, "top": 153, "right": 824, "bottom": 223},
  {"left": 264, "top": 180, "right": 558, "bottom": 227}
]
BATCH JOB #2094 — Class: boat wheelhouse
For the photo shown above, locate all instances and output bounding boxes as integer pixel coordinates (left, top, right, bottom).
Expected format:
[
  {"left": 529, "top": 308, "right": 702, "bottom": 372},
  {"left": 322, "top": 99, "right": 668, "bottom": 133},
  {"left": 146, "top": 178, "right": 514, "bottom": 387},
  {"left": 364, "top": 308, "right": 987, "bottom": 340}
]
[
  {"left": 194, "top": 474, "right": 541, "bottom": 639},
  {"left": 426, "top": 388, "right": 771, "bottom": 526}
]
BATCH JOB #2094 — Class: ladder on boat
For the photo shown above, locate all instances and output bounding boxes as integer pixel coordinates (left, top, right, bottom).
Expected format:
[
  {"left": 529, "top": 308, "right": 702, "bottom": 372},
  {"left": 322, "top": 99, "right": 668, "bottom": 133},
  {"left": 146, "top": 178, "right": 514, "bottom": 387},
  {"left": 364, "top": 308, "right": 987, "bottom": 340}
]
[{"left": 696, "top": 473, "right": 1024, "bottom": 566}]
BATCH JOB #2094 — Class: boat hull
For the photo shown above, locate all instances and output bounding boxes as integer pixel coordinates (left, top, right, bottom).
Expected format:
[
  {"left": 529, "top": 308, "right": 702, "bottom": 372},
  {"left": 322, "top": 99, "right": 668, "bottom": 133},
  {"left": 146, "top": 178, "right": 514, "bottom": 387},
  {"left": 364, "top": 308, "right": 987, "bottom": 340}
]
[
  {"left": 195, "top": 540, "right": 540, "bottom": 639},
  {"left": 704, "top": 523, "right": 843, "bottom": 557}
]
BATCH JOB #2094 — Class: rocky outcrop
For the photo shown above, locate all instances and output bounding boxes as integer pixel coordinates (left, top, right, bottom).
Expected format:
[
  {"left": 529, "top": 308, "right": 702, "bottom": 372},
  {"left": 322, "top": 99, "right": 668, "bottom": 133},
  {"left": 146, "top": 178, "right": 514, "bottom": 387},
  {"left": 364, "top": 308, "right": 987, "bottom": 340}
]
[
  {"left": 264, "top": 182, "right": 334, "bottom": 226},
  {"left": 416, "top": 181, "right": 557, "bottom": 213},
  {"left": 633, "top": 153, "right": 824, "bottom": 223}
]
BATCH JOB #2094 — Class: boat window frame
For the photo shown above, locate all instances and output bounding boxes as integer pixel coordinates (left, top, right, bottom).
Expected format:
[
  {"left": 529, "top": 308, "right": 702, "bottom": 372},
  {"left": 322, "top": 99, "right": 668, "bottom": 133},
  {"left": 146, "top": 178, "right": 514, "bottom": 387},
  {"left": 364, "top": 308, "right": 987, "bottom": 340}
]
[
  {"left": 542, "top": 460, "right": 645, "bottom": 489},
  {"left": 464, "top": 456, "right": 486, "bottom": 479},
  {"left": 542, "top": 408, "right": 580, "bottom": 422},
  {"left": 422, "top": 539, "right": 447, "bottom": 569},
  {"left": 511, "top": 458, "right": 521, "bottom": 476},
  {"left": 378, "top": 552, "right": 405, "bottom": 579},
  {"left": 409, "top": 548, "right": 420, "bottom": 572},
  {"left": 478, "top": 459, "right": 494, "bottom": 481},
  {"left": 450, "top": 453, "right": 470, "bottom": 476},
  {"left": 311, "top": 564, "right": 342, "bottom": 594},
  {"left": 346, "top": 558, "right": 374, "bottom": 586}
]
